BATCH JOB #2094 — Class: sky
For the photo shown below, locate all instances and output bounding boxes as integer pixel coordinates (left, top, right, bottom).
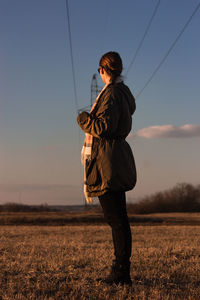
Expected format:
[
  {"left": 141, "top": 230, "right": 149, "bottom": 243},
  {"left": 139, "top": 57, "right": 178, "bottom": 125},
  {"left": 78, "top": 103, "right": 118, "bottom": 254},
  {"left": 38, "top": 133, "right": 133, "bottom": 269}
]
[{"left": 1, "top": 0, "right": 200, "bottom": 205}]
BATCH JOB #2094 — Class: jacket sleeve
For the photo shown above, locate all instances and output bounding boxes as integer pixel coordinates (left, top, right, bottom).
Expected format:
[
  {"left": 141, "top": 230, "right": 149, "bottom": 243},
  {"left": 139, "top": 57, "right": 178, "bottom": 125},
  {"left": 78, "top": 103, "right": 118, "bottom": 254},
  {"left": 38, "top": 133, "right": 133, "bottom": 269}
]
[{"left": 77, "top": 90, "right": 120, "bottom": 138}]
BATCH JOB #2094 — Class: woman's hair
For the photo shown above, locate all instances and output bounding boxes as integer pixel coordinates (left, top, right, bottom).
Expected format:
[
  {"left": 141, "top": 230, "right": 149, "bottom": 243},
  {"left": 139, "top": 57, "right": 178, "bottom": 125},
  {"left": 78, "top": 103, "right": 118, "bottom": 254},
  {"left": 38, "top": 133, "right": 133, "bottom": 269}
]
[{"left": 99, "top": 51, "right": 123, "bottom": 83}]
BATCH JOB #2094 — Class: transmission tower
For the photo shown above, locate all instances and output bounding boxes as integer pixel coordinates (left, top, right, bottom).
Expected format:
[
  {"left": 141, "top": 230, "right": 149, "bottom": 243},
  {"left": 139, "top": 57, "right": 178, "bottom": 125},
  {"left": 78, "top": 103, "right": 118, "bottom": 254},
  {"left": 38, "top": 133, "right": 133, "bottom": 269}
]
[
  {"left": 78, "top": 74, "right": 101, "bottom": 112},
  {"left": 90, "top": 74, "right": 98, "bottom": 106}
]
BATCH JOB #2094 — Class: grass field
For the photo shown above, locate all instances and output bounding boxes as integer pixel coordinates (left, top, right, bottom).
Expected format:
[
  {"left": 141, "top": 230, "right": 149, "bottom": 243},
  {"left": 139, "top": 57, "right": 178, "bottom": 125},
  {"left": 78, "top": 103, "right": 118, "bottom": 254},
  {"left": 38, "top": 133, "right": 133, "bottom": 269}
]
[
  {"left": 1, "top": 211, "right": 200, "bottom": 226},
  {"left": 0, "top": 224, "right": 200, "bottom": 299}
]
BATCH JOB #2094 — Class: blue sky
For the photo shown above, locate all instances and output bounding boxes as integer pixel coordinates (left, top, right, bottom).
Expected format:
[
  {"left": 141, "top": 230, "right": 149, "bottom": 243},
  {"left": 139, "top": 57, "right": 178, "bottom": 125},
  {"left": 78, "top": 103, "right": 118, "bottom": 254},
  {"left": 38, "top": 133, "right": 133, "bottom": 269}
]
[{"left": 1, "top": 0, "right": 200, "bottom": 205}]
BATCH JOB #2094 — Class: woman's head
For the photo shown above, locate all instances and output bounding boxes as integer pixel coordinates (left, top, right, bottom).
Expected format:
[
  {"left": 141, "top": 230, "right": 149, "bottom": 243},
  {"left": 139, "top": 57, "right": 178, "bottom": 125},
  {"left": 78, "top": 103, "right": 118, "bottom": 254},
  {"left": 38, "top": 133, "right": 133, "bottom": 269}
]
[{"left": 99, "top": 51, "right": 123, "bottom": 83}]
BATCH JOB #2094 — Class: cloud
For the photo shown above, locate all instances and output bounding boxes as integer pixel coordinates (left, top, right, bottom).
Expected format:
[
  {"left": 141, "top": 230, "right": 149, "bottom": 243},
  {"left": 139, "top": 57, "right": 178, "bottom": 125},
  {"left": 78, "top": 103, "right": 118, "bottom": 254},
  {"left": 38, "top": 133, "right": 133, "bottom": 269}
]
[{"left": 136, "top": 124, "right": 200, "bottom": 139}]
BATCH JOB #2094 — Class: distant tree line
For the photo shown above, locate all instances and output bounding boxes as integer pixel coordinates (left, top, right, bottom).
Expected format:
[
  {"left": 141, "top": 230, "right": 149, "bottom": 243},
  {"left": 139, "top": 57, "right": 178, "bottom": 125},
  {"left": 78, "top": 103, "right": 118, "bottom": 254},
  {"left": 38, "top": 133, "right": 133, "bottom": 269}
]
[
  {"left": 1, "top": 183, "right": 200, "bottom": 214},
  {"left": 127, "top": 183, "right": 200, "bottom": 214},
  {"left": 0, "top": 203, "right": 53, "bottom": 212}
]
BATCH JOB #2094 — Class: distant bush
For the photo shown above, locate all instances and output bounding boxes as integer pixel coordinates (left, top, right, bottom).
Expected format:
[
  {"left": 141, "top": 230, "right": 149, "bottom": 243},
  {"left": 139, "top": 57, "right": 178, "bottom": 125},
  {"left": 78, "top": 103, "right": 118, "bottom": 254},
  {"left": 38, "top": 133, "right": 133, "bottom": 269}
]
[{"left": 127, "top": 183, "right": 200, "bottom": 214}]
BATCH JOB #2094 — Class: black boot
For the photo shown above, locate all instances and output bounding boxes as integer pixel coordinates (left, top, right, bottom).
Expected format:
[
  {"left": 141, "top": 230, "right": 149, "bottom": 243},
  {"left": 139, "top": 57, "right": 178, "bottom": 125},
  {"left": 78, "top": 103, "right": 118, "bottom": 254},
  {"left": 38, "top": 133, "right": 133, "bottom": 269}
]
[{"left": 98, "top": 260, "right": 132, "bottom": 286}]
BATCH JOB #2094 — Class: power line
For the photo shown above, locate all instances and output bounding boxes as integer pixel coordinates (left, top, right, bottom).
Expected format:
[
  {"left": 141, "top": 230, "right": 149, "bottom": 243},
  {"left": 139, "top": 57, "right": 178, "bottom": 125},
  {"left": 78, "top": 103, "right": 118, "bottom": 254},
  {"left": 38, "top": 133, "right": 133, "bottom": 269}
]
[
  {"left": 65, "top": 0, "right": 84, "bottom": 204},
  {"left": 136, "top": 1, "right": 200, "bottom": 99},
  {"left": 125, "top": 0, "right": 161, "bottom": 76},
  {"left": 65, "top": 0, "right": 78, "bottom": 111}
]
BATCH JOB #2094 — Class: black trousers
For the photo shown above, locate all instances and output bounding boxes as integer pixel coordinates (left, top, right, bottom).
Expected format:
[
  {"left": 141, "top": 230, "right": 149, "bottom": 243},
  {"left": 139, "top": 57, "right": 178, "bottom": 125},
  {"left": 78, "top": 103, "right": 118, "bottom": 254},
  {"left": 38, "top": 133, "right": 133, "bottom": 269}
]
[{"left": 98, "top": 191, "right": 132, "bottom": 264}]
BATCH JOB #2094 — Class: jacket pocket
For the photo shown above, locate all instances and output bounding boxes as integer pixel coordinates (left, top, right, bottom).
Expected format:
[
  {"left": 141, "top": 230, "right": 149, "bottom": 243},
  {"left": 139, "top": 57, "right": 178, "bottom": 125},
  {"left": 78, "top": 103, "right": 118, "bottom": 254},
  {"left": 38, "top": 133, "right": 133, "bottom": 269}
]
[{"left": 85, "top": 158, "right": 101, "bottom": 187}]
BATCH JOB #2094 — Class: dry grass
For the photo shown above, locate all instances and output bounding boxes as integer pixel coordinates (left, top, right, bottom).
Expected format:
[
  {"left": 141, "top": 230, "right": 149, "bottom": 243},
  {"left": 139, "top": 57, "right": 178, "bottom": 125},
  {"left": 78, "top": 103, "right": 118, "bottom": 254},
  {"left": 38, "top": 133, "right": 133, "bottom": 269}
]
[
  {"left": 1, "top": 212, "right": 200, "bottom": 226},
  {"left": 0, "top": 225, "right": 200, "bottom": 299}
]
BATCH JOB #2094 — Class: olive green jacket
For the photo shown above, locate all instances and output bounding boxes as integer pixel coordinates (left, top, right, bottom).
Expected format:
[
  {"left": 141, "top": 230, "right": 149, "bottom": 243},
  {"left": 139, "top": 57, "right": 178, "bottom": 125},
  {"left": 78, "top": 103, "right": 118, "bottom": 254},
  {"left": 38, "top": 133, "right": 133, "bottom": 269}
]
[{"left": 77, "top": 81, "right": 137, "bottom": 197}]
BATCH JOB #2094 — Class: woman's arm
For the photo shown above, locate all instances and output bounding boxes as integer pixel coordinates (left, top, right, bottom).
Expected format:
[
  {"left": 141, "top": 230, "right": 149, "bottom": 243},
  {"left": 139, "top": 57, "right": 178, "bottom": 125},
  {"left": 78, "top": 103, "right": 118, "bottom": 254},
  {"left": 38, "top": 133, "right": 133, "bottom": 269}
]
[{"left": 77, "top": 91, "right": 120, "bottom": 138}]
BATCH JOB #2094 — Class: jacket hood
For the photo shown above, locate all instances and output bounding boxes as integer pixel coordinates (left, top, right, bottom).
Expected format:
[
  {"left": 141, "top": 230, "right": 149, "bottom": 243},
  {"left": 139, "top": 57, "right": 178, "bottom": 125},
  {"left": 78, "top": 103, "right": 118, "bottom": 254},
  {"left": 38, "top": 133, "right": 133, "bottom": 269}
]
[{"left": 115, "top": 82, "right": 136, "bottom": 115}]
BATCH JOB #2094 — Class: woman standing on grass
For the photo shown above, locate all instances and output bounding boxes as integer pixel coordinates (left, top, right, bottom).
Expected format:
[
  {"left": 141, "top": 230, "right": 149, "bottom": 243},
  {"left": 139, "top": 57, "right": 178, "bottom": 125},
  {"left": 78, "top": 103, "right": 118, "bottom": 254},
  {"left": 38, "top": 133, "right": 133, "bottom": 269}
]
[{"left": 77, "top": 51, "right": 137, "bottom": 286}]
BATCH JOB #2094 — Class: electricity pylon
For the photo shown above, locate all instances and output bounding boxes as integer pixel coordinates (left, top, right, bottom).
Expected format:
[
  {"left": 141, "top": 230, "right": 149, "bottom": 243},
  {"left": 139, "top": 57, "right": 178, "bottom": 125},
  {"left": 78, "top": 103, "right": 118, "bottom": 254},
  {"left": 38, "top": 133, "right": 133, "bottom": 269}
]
[
  {"left": 78, "top": 74, "right": 101, "bottom": 113},
  {"left": 90, "top": 74, "right": 99, "bottom": 107}
]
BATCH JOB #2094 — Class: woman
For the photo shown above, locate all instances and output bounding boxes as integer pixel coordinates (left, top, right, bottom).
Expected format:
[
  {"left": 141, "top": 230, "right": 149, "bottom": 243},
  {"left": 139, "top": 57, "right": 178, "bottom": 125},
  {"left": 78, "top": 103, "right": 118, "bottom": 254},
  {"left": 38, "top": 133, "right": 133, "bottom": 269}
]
[{"left": 77, "top": 51, "right": 137, "bottom": 285}]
